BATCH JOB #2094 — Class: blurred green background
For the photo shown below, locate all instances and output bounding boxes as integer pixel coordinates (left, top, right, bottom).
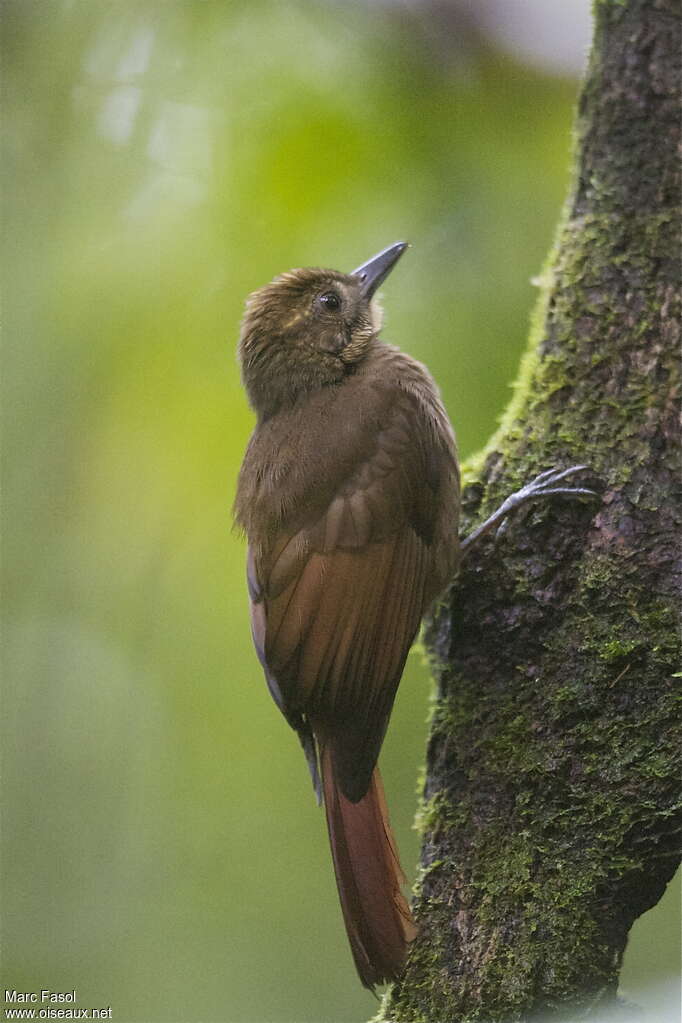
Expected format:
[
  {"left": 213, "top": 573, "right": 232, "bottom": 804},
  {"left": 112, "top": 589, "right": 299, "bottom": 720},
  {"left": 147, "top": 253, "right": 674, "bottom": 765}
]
[{"left": 2, "top": 2, "right": 679, "bottom": 1021}]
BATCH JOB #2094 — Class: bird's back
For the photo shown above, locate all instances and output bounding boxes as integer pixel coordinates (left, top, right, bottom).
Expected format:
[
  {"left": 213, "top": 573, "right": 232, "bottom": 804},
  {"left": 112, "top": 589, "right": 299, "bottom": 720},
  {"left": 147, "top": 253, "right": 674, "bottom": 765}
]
[{"left": 235, "top": 340, "right": 460, "bottom": 598}]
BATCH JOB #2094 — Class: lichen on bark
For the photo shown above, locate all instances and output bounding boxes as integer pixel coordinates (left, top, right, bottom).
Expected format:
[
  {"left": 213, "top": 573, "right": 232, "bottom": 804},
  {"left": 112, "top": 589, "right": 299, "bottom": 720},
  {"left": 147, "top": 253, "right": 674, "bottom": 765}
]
[{"left": 378, "top": 1, "right": 681, "bottom": 1020}]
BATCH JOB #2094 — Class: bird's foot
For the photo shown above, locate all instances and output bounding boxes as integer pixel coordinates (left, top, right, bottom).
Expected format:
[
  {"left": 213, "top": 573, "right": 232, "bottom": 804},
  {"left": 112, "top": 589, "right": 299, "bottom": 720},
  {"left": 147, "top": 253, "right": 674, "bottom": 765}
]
[{"left": 460, "top": 464, "right": 599, "bottom": 557}]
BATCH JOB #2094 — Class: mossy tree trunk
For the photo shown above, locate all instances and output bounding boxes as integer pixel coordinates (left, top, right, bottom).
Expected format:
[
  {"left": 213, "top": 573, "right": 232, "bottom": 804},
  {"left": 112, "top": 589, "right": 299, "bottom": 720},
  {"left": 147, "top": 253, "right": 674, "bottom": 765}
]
[{"left": 381, "top": 1, "right": 681, "bottom": 1020}]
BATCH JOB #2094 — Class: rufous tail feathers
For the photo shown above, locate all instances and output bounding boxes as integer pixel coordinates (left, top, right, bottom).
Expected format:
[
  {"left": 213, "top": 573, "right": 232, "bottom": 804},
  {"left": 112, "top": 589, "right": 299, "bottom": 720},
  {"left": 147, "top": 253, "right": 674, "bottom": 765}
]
[{"left": 321, "top": 746, "right": 417, "bottom": 988}]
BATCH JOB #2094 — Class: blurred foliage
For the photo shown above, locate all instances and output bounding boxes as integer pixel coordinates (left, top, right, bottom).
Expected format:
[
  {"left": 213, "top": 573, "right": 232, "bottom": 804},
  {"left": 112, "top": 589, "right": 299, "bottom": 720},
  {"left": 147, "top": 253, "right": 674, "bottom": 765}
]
[{"left": 2, "top": 2, "right": 678, "bottom": 1021}]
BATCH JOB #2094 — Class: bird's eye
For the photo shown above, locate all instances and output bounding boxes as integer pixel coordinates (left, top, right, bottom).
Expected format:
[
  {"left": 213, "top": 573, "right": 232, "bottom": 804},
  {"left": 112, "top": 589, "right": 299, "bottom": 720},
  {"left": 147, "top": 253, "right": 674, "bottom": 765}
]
[{"left": 318, "top": 291, "right": 341, "bottom": 311}]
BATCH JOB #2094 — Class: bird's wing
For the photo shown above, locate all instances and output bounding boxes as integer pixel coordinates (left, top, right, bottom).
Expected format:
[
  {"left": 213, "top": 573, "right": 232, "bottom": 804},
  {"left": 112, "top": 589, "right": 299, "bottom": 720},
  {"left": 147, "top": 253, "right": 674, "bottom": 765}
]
[{"left": 248, "top": 394, "right": 446, "bottom": 801}]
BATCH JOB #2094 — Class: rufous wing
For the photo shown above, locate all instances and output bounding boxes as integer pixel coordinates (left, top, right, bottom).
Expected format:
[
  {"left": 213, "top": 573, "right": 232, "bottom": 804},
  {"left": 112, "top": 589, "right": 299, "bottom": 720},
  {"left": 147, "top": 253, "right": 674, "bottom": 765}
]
[{"left": 248, "top": 392, "right": 444, "bottom": 801}]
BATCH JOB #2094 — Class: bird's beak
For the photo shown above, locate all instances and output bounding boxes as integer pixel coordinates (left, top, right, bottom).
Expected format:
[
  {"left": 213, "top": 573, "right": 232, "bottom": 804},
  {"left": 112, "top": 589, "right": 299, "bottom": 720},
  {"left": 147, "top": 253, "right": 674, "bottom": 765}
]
[{"left": 351, "top": 241, "right": 409, "bottom": 299}]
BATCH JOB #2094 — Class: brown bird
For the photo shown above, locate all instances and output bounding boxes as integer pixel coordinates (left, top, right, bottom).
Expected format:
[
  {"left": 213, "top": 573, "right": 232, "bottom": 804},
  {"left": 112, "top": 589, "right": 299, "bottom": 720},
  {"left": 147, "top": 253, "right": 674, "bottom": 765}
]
[{"left": 234, "top": 242, "right": 595, "bottom": 988}]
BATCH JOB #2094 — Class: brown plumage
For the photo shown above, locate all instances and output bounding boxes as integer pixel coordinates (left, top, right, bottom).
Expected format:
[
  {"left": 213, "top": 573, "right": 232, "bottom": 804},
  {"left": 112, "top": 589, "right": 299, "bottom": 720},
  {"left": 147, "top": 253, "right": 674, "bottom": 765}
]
[{"left": 234, "top": 243, "right": 460, "bottom": 988}]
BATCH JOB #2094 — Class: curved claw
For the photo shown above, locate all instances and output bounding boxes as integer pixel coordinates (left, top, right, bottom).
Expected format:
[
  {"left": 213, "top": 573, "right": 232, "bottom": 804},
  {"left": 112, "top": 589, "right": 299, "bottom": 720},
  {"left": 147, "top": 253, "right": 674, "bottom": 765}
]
[
  {"left": 532, "top": 486, "right": 598, "bottom": 500},
  {"left": 531, "top": 465, "right": 585, "bottom": 485},
  {"left": 461, "top": 464, "right": 600, "bottom": 557},
  {"left": 521, "top": 464, "right": 591, "bottom": 493}
]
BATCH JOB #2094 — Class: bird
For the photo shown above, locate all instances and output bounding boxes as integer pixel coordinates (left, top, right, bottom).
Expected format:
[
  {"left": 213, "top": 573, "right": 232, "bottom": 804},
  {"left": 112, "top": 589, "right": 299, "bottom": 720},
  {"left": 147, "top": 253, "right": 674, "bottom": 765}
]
[{"left": 233, "top": 242, "right": 595, "bottom": 988}]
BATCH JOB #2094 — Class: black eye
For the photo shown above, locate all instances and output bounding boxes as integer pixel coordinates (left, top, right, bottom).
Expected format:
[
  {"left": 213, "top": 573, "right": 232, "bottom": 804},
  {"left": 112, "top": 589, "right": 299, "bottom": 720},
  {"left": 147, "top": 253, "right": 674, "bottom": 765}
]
[{"left": 318, "top": 291, "right": 341, "bottom": 311}]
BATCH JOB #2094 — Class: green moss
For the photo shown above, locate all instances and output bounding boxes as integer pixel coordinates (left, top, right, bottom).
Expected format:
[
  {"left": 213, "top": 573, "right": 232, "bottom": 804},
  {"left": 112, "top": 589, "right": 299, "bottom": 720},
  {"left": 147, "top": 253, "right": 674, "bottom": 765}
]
[
  {"left": 380, "top": 4, "right": 681, "bottom": 1017},
  {"left": 466, "top": 206, "right": 680, "bottom": 505},
  {"left": 600, "top": 639, "right": 638, "bottom": 661}
]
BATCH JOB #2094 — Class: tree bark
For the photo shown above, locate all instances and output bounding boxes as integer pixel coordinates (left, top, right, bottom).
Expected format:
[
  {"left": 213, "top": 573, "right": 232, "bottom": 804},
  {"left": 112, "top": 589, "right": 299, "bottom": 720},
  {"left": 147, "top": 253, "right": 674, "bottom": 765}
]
[{"left": 380, "top": 1, "right": 681, "bottom": 1020}]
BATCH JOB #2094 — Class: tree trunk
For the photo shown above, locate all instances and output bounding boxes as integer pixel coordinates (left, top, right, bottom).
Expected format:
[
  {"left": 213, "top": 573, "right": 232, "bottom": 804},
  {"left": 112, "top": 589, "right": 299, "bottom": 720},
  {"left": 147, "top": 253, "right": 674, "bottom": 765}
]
[{"left": 381, "top": 1, "right": 681, "bottom": 1019}]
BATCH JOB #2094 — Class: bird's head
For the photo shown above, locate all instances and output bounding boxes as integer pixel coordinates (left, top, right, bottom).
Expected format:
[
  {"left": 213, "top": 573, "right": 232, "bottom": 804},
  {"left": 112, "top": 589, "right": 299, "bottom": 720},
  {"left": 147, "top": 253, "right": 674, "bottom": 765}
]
[{"left": 238, "top": 242, "right": 408, "bottom": 419}]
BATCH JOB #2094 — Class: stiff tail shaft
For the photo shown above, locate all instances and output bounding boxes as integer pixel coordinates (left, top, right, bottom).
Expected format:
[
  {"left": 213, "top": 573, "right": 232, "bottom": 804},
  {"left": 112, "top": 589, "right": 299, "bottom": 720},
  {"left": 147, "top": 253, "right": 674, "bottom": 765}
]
[{"left": 321, "top": 747, "right": 417, "bottom": 988}]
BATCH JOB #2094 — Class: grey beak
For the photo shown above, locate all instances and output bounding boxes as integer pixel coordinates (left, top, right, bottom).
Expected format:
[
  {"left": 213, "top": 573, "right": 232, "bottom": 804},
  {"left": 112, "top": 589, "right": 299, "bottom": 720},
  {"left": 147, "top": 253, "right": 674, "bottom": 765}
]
[{"left": 351, "top": 241, "right": 409, "bottom": 299}]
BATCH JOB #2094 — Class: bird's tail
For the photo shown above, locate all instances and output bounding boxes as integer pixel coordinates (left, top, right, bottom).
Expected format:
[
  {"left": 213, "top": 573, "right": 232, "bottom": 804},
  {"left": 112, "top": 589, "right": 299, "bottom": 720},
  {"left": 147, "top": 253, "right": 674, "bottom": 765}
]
[{"left": 320, "top": 746, "right": 417, "bottom": 989}]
